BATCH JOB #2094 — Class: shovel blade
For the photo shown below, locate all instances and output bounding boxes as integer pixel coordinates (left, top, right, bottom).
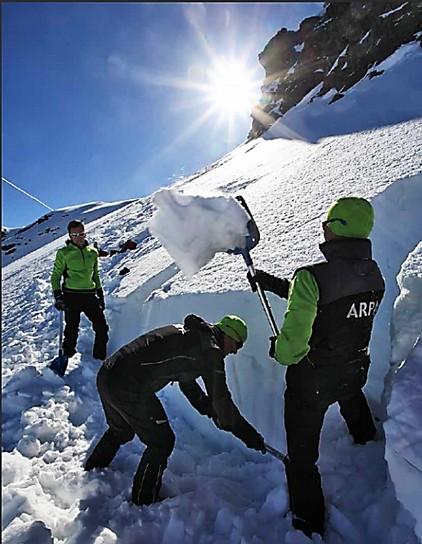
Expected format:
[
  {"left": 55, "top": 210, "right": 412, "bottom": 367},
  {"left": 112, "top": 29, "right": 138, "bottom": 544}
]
[{"left": 49, "top": 354, "right": 69, "bottom": 377}]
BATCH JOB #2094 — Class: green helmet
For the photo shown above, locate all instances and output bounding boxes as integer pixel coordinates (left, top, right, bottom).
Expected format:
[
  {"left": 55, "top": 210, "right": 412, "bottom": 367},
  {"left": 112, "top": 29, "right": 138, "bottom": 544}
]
[
  {"left": 215, "top": 315, "right": 248, "bottom": 344},
  {"left": 326, "top": 197, "right": 374, "bottom": 239}
]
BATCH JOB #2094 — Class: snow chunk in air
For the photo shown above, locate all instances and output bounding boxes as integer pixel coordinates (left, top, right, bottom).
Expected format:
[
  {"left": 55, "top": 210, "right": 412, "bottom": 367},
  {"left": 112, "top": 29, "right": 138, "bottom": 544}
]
[{"left": 149, "top": 189, "right": 250, "bottom": 277}]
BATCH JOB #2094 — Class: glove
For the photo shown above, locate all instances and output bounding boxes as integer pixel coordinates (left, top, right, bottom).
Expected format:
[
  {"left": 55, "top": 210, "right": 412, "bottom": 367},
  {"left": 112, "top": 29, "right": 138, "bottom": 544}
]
[
  {"left": 96, "top": 289, "right": 105, "bottom": 310},
  {"left": 243, "top": 429, "right": 266, "bottom": 453},
  {"left": 53, "top": 290, "right": 66, "bottom": 312},
  {"left": 269, "top": 336, "right": 277, "bottom": 359},
  {"left": 247, "top": 269, "right": 267, "bottom": 292}
]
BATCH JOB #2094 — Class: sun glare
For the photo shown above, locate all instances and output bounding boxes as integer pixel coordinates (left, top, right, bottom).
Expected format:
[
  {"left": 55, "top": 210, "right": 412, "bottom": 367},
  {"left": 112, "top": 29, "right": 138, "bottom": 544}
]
[{"left": 205, "top": 60, "right": 259, "bottom": 117}]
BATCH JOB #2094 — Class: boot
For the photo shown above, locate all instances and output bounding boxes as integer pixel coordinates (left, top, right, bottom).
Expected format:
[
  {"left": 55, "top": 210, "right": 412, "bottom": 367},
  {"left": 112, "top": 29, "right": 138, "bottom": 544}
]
[
  {"left": 293, "top": 516, "right": 324, "bottom": 538},
  {"left": 84, "top": 430, "right": 121, "bottom": 470},
  {"left": 132, "top": 459, "right": 164, "bottom": 505}
]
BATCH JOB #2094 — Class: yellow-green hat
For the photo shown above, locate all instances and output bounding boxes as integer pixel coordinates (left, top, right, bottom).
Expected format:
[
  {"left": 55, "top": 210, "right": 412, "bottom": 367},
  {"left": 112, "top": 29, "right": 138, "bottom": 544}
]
[
  {"left": 326, "top": 197, "right": 374, "bottom": 238},
  {"left": 215, "top": 315, "right": 248, "bottom": 344}
]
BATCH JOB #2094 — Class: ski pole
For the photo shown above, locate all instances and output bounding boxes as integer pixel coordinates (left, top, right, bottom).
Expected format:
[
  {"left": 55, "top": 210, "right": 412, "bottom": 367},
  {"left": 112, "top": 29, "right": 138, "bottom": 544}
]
[
  {"left": 241, "top": 249, "right": 279, "bottom": 336},
  {"left": 58, "top": 310, "right": 64, "bottom": 357},
  {"left": 264, "top": 443, "right": 288, "bottom": 464}
]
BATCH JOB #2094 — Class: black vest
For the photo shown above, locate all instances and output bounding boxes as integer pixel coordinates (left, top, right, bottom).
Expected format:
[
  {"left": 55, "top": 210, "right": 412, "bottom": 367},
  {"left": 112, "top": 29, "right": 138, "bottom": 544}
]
[
  {"left": 300, "top": 238, "right": 385, "bottom": 367},
  {"left": 285, "top": 239, "right": 385, "bottom": 402}
]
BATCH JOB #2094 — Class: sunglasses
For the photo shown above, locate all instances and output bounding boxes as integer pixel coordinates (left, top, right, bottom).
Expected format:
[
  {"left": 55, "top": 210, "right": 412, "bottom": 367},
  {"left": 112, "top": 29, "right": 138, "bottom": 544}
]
[
  {"left": 322, "top": 217, "right": 347, "bottom": 228},
  {"left": 69, "top": 232, "right": 86, "bottom": 238}
]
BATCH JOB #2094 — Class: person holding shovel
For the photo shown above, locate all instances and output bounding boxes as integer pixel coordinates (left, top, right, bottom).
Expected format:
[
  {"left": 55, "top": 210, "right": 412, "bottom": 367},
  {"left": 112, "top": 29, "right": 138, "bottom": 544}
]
[
  {"left": 84, "top": 313, "right": 266, "bottom": 505},
  {"left": 249, "top": 197, "right": 385, "bottom": 538},
  {"left": 50, "top": 219, "right": 109, "bottom": 374}
]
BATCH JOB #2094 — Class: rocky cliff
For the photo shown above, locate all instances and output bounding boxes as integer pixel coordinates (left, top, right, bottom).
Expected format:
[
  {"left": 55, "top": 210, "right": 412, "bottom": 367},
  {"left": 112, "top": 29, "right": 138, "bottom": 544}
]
[{"left": 249, "top": 1, "right": 422, "bottom": 138}]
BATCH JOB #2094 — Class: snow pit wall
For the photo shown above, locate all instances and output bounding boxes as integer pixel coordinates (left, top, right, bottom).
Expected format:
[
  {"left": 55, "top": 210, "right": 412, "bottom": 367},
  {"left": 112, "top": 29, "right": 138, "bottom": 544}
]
[{"left": 384, "top": 242, "right": 422, "bottom": 540}]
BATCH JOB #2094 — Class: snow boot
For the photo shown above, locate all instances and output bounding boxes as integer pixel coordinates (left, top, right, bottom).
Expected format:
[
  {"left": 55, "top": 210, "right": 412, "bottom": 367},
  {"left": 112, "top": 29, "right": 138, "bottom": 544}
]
[
  {"left": 84, "top": 430, "right": 121, "bottom": 470},
  {"left": 293, "top": 516, "right": 324, "bottom": 539}
]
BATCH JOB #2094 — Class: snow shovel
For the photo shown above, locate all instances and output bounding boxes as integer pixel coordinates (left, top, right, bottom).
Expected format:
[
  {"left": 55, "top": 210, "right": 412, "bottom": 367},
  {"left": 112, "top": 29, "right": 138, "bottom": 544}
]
[
  {"left": 230, "top": 196, "right": 279, "bottom": 336},
  {"left": 264, "top": 443, "right": 288, "bottom": 465},
  {"left": 49, "top": 311, "right": 69, "bottom": 377}
]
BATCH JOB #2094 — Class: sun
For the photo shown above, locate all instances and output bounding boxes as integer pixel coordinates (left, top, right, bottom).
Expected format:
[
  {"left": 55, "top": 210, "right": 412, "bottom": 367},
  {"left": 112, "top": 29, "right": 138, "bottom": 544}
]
[{"left": 204, "top": 59, "right": 259, "bottom": 117}]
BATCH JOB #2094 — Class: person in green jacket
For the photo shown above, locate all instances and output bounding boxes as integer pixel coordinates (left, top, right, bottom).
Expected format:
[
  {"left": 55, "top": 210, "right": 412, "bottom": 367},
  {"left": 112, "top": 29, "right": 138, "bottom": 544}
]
[
  {"left": 249, "top": 197, "right": 385, "bottom": 538},
  {"left": 51, "top": 220, "right": 109, "bottom": 364}
]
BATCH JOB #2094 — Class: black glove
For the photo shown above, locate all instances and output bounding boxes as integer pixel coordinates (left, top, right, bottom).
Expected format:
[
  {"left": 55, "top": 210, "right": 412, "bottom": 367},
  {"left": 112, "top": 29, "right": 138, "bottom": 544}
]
[
  {"left": 53, "top": 290, "right": 66, "bottom": 311},
  {"left": 247, "top": 269, "right": 268, "bottom": 292},
  {"left": 243, "top": 429, "right": 266, "bottom": 453},
  {"left": 269, "top": 336, "right": 277, "bottom": 359},
  {"left": 248, "top": 270, "right": 290, "bottom": 298},
  {"left": 96, "top": 289, "right": 105, "bottom": 310}
]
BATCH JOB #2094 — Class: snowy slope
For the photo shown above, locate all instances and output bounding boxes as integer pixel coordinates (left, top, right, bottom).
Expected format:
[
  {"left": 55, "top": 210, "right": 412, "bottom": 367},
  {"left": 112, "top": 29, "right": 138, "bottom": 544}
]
[
  {"left": 2, "top": 40, "right": 422, "bottom": 544},
  {"left": 1, "top": 199, "right": 137, "bottom": 267}
]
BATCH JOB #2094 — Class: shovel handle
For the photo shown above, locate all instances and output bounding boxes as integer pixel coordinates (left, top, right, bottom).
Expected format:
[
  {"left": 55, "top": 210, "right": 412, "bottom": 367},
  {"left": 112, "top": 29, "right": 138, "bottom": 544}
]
[
  {"left": 58, "top": 311, "right": 64, "bottom": 356},
  {"left": 264, "top": 443, "right": 288, "bottom": 464},
  {"left": 244, "top": 257, "right": 279, "bottom": 336}
]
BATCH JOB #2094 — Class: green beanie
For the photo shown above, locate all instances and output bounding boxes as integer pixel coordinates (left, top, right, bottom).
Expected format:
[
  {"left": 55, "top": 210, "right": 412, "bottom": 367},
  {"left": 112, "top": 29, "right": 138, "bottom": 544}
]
[
  {"left": 215, "top": 315, "right": 248, "bottom": 344},
  {"left": 326, "top": 197, "right": 374, "bottom": 239}
]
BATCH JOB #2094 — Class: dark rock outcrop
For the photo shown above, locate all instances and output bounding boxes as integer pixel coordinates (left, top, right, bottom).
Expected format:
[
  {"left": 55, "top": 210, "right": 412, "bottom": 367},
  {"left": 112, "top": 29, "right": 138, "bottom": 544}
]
[{"left": 249, "top": 1, "right": 422, "bottom": 138}]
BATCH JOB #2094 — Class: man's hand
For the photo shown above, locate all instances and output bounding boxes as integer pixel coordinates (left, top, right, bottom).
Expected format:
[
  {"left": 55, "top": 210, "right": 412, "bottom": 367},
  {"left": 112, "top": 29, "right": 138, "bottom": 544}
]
[
  {"left": 96, "top": 289, "right": 105, "bottom": 310},
  {"left": 247, "top": 269, "right": 267, "bottom": 292},
  {"left": 269, "top": 336, "right": 277, "bottom": 359},
  {"left": 53, "top": 290, "right": 66, "bottom": 312}
]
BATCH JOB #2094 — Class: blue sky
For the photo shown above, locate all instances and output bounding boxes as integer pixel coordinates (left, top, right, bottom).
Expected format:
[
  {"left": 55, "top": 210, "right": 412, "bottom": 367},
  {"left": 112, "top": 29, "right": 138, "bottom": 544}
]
[{"left": 2, "top": 2, "right": 322, "bottom": 227}]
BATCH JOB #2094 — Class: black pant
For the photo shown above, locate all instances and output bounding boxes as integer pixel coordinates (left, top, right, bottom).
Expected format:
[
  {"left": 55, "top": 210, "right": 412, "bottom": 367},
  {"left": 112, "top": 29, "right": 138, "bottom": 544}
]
[
  {"left": 85, "top": 366, "right": 175, "bottom": 505},
  {"left": 63, "top": 292, "right": 108, "bottom": 359},
  {"left": 284, "top": 360, "right": 376, "bottom": 535}
]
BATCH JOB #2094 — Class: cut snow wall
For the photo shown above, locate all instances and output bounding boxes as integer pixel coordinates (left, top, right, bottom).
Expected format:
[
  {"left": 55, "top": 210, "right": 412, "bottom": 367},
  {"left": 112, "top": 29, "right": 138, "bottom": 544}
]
[
  {"left": 367, "top": 174, "right": 422, "bottom": 403},
  {"left": 109, "top": 289, "right": 287, "bottom": 449},
  {"left": 384, "top": 242, "right": 422, "bottom": 540}
]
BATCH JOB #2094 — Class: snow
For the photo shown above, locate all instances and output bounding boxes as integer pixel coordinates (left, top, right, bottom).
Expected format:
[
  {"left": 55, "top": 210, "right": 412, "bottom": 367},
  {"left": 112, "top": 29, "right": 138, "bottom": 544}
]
[
  {"left": 265, "top": 41, "right": 422, "bottom": 143},
  {"left": 327, "top": 46, "right": 349, "bottom": 76},
  {"left": 384, "top": 338, "right": 422, "bottom": 540},
  {"left": 359, "top": 30, "right": 371, "bottom": 45},
  {"left": 287, "top": 62, "right": 297, "bottom": 76},
  {"left": 391, "top": 243, "right": 422, "bottom": 364},
  {"left": 384, "top": 242, "right": 422, "bottom": 540},
  {"left": 374, "top": 41, "right": 418, "bottom": 71},
  {"left": 293, "top": 42, "right": 304, "bottom": 53},
  {"left": 149, "top": 190, "right": 250, "bottom": 277},
  {"left": 380, "top": 3, "right": 409, "bottom": 19},
  {"left": 2, "top": 40, "right": 422, "bottom": 544},
  {"left": 2, "top": 199, "right": 137, "bottom": 267}
]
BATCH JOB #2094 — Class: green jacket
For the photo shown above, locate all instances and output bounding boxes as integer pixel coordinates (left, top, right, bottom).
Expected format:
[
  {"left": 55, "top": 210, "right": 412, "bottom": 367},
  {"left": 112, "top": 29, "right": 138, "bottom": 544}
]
[
  {"left": 51, "top": 241, "right": 102, "bottom": 292},
  {"left": 274, "top": 270, "right": 319, "bottom": 365}
]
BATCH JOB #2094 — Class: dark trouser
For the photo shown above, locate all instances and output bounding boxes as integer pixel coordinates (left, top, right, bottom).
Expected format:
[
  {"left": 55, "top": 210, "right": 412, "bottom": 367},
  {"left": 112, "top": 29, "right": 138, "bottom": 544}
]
[
  {"left": 85, "top": 367, "right": 175, "bottom": 505},
  {"left": 62, "top": 292, "right": 108, "bottom": 359},
  {"left": 284, "top": 358, "right": 376, "bottom": 536}
]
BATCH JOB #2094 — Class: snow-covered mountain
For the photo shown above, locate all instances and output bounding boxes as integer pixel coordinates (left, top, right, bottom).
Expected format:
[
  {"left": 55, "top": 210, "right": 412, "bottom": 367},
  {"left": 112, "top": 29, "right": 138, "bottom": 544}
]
[
  {"left": 250, "top": 1, "right": 422, "bottom": 138},
  {"left": 1, "top": 199, "right": 137, "bottom": 268},
  {"left": 2, "top": 30, "right": 422, "bottom": 544}
]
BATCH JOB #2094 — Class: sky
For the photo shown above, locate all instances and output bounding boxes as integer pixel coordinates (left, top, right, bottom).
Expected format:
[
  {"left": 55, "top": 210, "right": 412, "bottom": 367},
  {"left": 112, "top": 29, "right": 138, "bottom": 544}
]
[{"left": 2, "top": 2, "right": 322, "bottom": 228}]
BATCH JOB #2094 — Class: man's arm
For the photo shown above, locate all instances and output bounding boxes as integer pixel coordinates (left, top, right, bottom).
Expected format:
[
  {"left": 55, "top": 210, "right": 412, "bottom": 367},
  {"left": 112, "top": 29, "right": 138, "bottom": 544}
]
[
  {"left": 92, "top": 252, "right": 102, "bottom": 289},
  {"left": 51, "top": 250, "right": 65, "bottom": 292},
  {"left": 179, "top": 380, "right": 214, "bottom": 417},
  {"left": 248, "top": 270, "right": 290, "bottom": 299},
  {"left": 202, "top": 349, "right": 265, "bottom": 451},
  {"left": 274, "top": 269, "right": 319, "bottom": 365}
]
